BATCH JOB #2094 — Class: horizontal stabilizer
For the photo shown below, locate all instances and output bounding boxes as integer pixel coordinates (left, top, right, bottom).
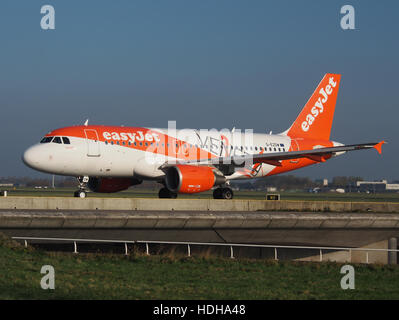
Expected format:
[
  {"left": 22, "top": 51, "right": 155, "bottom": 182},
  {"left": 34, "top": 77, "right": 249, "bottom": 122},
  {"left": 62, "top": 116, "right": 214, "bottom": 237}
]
[{"left": 373, "top": 141, "right": 386, "bottom": 154}]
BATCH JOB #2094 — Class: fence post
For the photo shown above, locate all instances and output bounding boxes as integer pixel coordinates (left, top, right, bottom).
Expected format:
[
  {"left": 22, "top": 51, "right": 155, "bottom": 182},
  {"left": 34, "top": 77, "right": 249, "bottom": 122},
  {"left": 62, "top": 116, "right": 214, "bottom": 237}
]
[
  {"left": 124, "top": 242, "right": 128, "bottom": 256},
  {"left": 319, "top": 249, "right": 322, "bottom": 262},
  {"left": 24, "top": 240, "right": 27, "bottom": 248},
  {"left": 230, "top": 246, "right": 234, "bottom": 259},
  {"left": 366, "top": 251, "right": 369, "bottom": 264},
  {"left": 388, "top": 238, "right": 398, "bottom": 265},
  {"left": 274, "top": 247, "right": 278, "bottom": 260},
  {"left": 146, "top": 243, "right": 149, "bottom": 255},
  {"left": 73, "top": 241, "right": 78, "bottom": 254},
  {"left": 187, "top": 244, "right": 191, "bottom": 257}
]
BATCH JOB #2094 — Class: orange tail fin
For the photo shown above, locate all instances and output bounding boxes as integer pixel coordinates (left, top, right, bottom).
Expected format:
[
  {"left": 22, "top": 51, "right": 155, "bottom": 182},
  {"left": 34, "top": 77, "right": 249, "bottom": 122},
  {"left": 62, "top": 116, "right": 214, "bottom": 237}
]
[{"left": 285, "top": 73, "right": 341, "bottom": 140}]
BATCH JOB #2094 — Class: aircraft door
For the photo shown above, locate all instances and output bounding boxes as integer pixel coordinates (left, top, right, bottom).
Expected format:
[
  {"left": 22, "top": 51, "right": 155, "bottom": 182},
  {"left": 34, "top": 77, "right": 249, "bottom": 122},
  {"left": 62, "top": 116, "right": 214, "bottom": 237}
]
[{"left": 84, "top": 129, "right": 101, "bottom": 157}]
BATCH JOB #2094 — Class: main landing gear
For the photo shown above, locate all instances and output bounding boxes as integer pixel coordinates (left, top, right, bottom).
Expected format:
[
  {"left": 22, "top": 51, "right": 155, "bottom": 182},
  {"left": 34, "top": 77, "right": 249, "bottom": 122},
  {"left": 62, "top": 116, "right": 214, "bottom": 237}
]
[
  {"left": 74, "top": 176, "right": 89, "bottom": 198},
  {"left": 158, "top": 187, "right": 178, "bottom": 199},
  {"left": 213, "top": 187, "right": 234, "bottom": 200}
]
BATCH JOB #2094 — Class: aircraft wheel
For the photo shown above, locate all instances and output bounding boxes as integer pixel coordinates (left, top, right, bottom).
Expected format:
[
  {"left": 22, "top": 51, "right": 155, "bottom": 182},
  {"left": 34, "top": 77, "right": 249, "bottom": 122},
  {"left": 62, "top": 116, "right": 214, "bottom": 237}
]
[
  {"left": 74, "top": 190, "right": 87, "bottom": 198},
  {"left": 159, "top": 187, "right": 177, "bottom": 199},
  {"left": 213, "top": 188, "right": 223, "bottom": 199},
  {"left": 221, "top": 187, "right": 233, "bottom": 200},
  {"left": 213, "top": 187, "right": 233, "bottom": 199}
]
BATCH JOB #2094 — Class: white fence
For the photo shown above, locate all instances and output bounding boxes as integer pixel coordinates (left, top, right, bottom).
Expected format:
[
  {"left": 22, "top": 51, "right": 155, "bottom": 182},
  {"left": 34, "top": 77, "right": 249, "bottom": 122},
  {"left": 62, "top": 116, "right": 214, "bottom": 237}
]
[{"left": 12, "top": 236, "right": 399, "bottom": 264}]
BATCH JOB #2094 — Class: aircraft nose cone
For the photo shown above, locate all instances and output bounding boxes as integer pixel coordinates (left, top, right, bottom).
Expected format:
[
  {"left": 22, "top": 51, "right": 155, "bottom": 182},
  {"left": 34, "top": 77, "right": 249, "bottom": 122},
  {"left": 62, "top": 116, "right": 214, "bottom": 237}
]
[
  {"left": 22, "top": 145, "right": 42, "bottom": 170},
  {"left": 22, "top": 144, "right": 63, "bottom": 175}
]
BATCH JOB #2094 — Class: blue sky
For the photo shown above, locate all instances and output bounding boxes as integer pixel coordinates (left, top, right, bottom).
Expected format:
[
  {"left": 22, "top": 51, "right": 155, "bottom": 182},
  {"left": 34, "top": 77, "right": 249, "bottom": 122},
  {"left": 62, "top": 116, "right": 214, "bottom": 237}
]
[{"left": 0, "top": 0, "right": 398, "bottom": 180}]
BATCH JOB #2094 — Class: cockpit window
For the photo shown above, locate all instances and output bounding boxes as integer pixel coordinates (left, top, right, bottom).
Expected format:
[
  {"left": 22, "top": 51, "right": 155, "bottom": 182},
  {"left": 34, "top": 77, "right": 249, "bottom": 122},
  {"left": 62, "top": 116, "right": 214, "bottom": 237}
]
[
  {"left": 40, "top": 137, "right": 53, "bottom": 143},
  {"left": 52, "top": 137, "right": 62, "bottom": 144},
  {"left": 62, "top": 137, "right": 71, "bottom": 144}
]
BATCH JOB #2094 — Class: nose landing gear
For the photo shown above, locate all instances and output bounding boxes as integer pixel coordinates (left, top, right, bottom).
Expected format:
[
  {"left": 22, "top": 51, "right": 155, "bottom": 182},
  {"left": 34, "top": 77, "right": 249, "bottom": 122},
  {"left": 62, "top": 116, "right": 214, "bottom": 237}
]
[
  {"left": 74, "top": 190, "right": 87, "bottom": 198},
  {"left": 74, "top": 176, "right": 89, "bottom": 198}
]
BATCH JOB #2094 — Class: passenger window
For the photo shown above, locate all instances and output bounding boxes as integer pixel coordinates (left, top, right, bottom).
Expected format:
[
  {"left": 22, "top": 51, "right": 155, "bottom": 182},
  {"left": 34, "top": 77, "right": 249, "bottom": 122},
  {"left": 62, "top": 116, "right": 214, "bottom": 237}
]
[
  {"left": 53, "top": 137, "right": 62, "bottom": 144},
  {"left": 62, "top": 137, "right": 70, "bottom": 144},
  {"left": 40, "top": 137, "right": 53, "bottom": 143}
]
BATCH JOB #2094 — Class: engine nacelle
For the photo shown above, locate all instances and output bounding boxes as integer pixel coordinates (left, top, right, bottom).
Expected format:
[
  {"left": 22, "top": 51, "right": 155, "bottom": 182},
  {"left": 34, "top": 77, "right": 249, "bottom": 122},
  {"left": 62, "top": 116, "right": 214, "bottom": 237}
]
[
  {"left": 88, "top": 177, "right": 142, "bottom": 193},
  {"left": 165, "top": 165, "right": 225, "bottom": 194}
]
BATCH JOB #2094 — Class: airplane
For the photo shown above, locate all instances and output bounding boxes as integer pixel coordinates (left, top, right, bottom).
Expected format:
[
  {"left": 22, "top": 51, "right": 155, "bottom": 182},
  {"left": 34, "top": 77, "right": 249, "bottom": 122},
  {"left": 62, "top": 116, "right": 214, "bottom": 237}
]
[{"left": 22, "top": 73, "right": 385, "bottom": 199}]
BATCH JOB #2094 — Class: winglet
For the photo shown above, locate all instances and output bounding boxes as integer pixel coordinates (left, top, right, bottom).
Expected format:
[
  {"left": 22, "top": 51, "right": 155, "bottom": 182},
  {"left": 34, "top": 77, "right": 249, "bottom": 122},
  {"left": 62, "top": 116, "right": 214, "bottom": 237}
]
[{"left": 373, "top": 141, "right": 386, "bottom": 154}]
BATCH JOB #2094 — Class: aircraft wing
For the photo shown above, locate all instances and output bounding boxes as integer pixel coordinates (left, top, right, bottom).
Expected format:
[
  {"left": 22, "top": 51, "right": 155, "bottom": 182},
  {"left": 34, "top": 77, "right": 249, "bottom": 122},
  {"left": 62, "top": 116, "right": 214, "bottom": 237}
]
[{"left": 160, "top": 141, "right": 385, "bottom": 168}]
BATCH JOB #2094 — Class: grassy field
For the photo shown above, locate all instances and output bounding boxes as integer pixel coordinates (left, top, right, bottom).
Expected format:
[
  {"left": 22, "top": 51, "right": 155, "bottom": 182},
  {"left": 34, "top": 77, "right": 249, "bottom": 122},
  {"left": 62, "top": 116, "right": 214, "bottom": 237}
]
[
  {"left": 2, "top": 187, "right": 399, "bottom": 202},
  {"left": 1, "top": 234, "right": 399, "bottom": 300}
]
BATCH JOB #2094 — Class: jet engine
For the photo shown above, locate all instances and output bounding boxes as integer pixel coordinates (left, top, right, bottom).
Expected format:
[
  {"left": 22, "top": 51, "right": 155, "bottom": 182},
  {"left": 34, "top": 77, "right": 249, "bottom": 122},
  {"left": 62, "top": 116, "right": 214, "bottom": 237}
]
[
  {"left": 87, "top": 177, "right": 142, "bottom": 193},
  {"left": 165, "top": 165, "right": 225, "bottom": 194}
]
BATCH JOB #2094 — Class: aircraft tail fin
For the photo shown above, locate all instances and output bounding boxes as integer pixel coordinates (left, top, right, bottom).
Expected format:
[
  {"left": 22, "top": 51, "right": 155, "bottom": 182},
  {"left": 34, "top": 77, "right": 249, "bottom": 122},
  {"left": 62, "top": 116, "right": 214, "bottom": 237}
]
[{"left": 283, "top": 73, "right": 341, "bottom": 140}]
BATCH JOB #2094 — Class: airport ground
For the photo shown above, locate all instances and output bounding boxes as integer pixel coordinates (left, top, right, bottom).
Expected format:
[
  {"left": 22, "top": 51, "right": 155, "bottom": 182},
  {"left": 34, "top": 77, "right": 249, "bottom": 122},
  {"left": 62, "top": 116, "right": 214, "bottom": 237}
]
[
  {"left": 1, "top": 233, "right": 399, "bottom": 300},
  {"left": 2, "top": 187, "right": 399, "bottom": 202},
  {"left": 1, "top": 191, "right": 398, "bottom": 299}
]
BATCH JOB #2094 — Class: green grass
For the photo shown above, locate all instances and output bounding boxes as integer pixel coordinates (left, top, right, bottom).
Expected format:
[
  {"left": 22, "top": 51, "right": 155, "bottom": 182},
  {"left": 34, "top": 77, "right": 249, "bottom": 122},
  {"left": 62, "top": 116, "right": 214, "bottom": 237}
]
[
  {"left": 1, "top": 234, "right": 399, "bottom": 299},
  {"left": 2, "top": 187, "right": 399, "bottom": 202}
]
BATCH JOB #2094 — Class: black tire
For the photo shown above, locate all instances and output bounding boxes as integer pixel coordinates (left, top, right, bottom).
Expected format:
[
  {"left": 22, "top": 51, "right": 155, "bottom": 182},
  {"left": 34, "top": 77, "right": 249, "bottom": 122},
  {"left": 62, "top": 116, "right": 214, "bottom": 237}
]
[
  {"left": 221, "top": 187, "right": 233, "bottom": 200},
  {"left": 171, "top": 193, "right": 177, "bottom": 199},
  {"left": 158, "top": 188, "right": 168, "bottom": 198},
  {"left": 74, "top": 190, "right": 86, "bottom": 198},
  {"left": 159, "top": 187, "right": 178, "bottom": 199},
  {"left": 213, "top": 188, "right": 222, "bottom": 199}
]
